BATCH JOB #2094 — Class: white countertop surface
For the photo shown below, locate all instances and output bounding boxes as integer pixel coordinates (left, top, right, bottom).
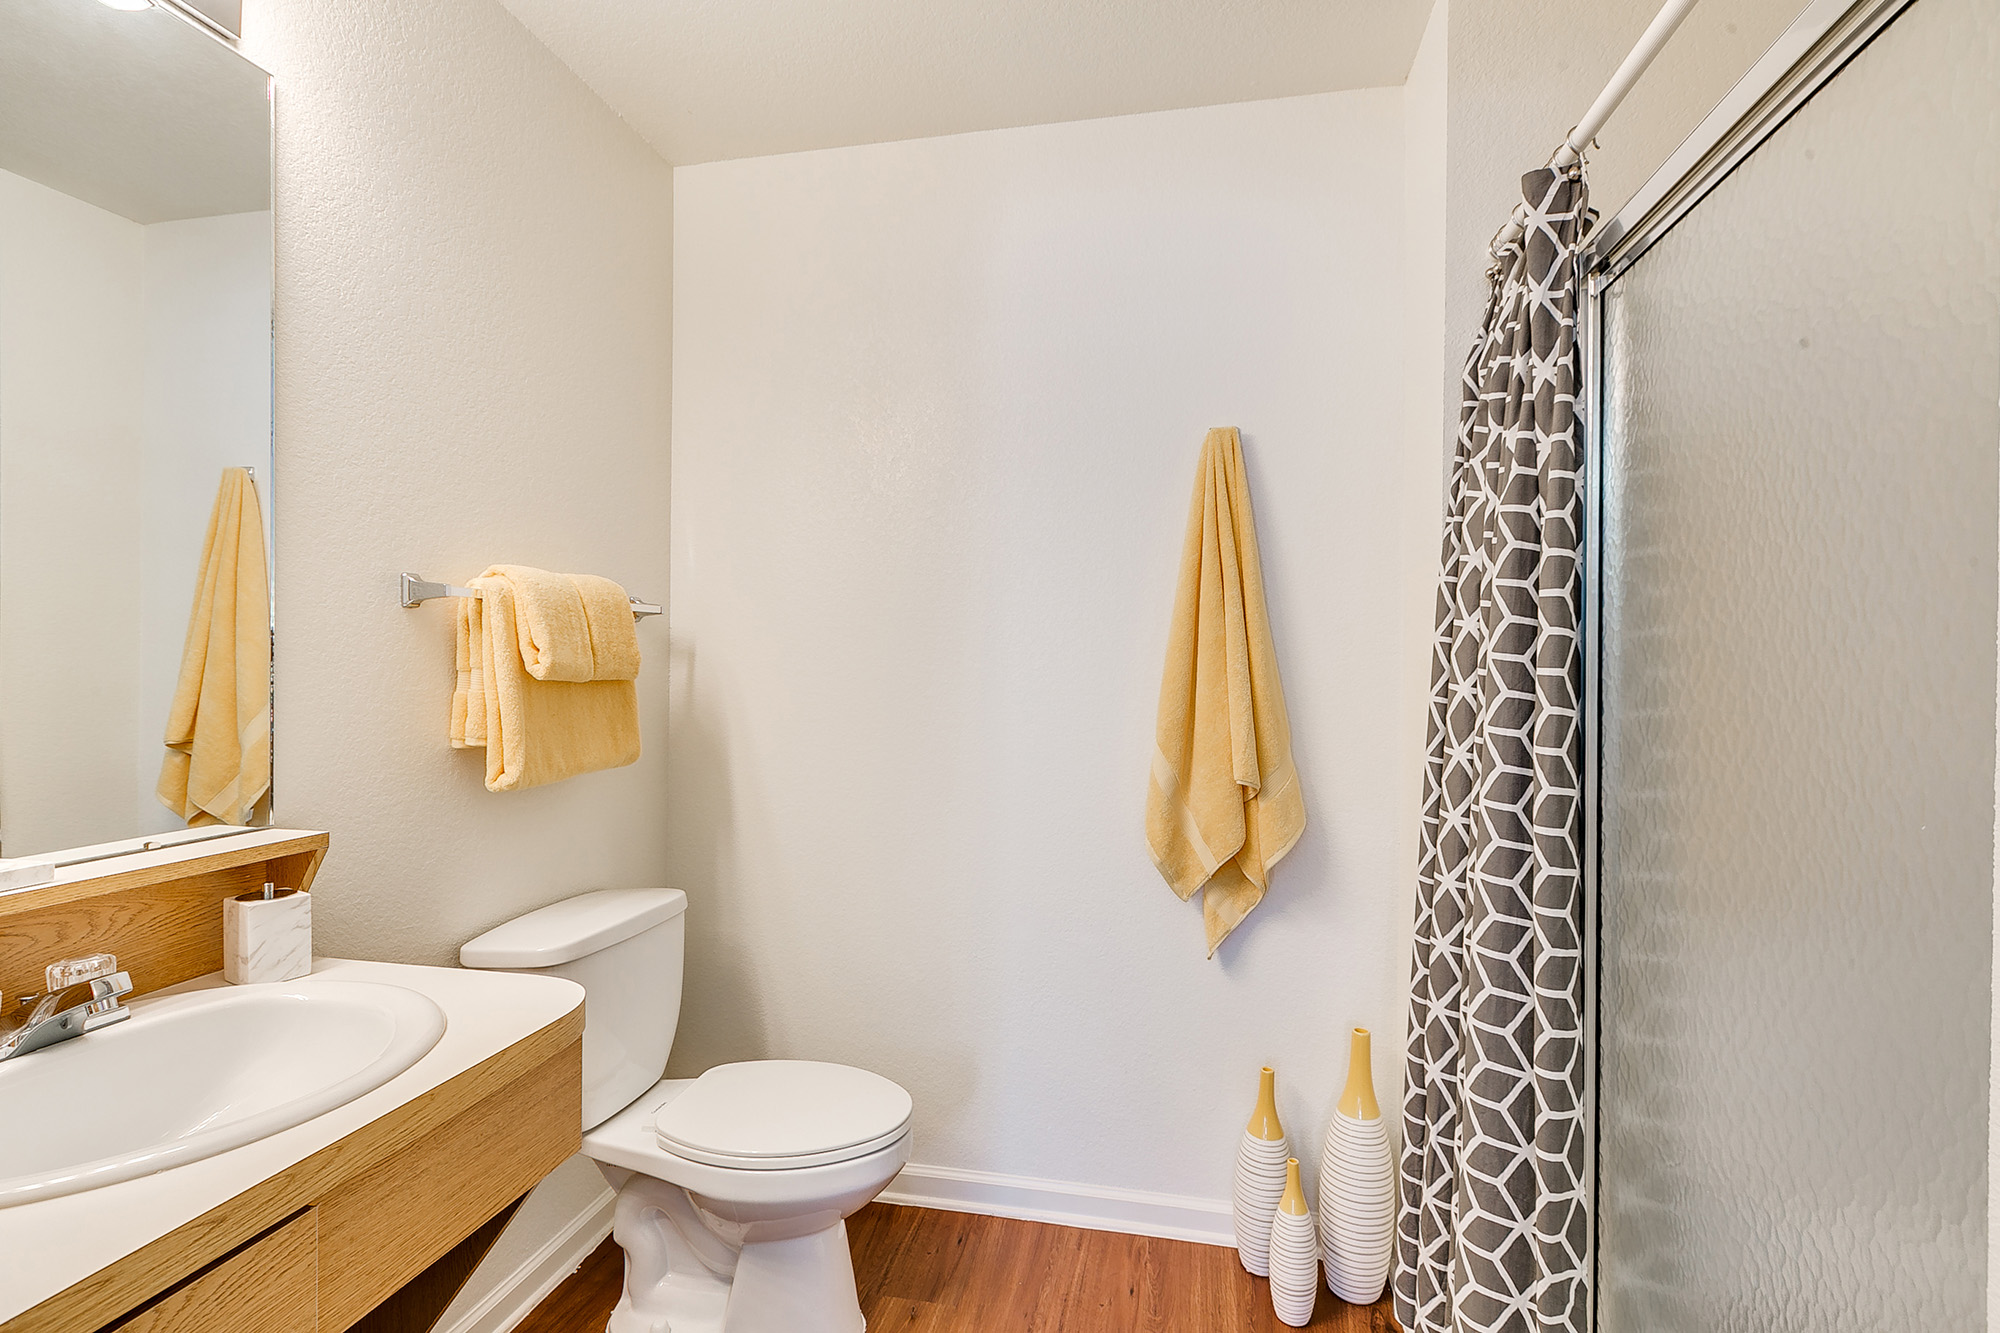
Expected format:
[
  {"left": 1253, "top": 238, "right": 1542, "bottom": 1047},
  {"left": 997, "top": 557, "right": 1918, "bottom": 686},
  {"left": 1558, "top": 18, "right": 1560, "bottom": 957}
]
[{"left": 0, "top": 957, "right": 583, "bottom": 1325}]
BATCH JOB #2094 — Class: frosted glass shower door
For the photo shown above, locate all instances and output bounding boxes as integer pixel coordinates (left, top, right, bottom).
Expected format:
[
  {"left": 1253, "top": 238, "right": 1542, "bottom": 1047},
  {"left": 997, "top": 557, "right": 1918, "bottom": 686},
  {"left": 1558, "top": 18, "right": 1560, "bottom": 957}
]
[{"left": 1594, "top": 0, "right": 1998, "bottom": 1328}]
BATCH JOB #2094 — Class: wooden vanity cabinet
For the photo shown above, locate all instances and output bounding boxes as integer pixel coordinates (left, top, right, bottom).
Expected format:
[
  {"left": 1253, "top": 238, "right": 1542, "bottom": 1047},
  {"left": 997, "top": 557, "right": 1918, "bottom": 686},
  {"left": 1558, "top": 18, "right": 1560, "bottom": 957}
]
[
  {"left": 61, "top": 1030, "right": 583, "bottom": 1333},
  {"left": 79, "top": 1032, "right": 578, "bottom": 1333},
  {"left": 315, "top": 1032, "right": 578, "bottom": 1333},
  {"left": 100, "top": 1211, "right": 316, "bottom": 1333},
  {"left": 0, "top": 832, "right": 585, "bottom": 1333}
]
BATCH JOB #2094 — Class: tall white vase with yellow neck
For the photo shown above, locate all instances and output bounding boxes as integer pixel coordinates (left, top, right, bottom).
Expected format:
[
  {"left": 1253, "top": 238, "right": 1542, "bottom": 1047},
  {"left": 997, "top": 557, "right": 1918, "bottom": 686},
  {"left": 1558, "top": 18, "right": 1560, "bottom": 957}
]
[
  {"left": 1318, "top": 1028, "right": 1394, "bottom": 1303},
  {"left": 1267, "top": 1157, "right": 1319, "bottom": 1326},
  {"left": 1232, "top": 1066, "right": 1290, "bottom": 1275}
]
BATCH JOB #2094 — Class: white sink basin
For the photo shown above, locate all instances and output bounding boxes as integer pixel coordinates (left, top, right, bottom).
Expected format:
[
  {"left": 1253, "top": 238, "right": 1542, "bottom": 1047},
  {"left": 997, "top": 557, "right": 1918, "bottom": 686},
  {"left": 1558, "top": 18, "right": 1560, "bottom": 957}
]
[{"left": 0, "top": 980, "right": 446, "bottom": 1206}]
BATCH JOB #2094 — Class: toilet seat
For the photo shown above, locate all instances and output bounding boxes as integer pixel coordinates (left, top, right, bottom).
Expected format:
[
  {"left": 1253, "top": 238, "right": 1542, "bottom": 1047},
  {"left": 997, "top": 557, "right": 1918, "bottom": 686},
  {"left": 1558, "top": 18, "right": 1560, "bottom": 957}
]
[
  {"left": 584, "top": 1077, "right": 913, "bottom": 1210},
  {"left": 654, "top": 1060, "right": 913, "bottom": 1170}
]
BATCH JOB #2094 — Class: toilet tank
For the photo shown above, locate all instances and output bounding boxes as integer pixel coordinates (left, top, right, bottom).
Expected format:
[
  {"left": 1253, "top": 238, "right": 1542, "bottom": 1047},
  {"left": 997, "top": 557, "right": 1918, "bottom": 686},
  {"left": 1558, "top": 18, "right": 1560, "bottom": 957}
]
[{"left": 460, "top": 888, "right": 686, "bottom": 1129}]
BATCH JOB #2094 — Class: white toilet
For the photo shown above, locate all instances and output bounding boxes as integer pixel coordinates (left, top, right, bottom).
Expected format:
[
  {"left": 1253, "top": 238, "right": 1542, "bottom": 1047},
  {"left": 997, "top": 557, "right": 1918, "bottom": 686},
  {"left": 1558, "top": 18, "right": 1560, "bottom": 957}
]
[{"left": 461, "top": 889, "right": 911, "bottom": 1333}]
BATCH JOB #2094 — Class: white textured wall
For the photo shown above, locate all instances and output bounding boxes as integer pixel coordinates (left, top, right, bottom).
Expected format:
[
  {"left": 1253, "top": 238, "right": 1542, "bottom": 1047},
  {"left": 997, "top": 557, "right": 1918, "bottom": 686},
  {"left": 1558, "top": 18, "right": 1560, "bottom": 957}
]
[
  {"left": 237, "top": 0, "right": 673, "bottom": 1312},
  {"left": 136, "top": 210, "right": 274, "bottom": 837},
  {"left": 668, "top": 90, "right": 1418, "bottom": 1202},
  {"left": 239, "top": 0, "right": 674, "bottom": 965},
  {"left": 0, "top": 169, "right": 146, "bottom": 857}
]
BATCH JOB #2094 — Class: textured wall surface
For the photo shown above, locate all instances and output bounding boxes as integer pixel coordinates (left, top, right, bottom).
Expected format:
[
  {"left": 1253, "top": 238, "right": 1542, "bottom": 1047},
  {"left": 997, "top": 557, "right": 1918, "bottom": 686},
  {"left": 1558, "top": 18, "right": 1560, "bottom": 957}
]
[
  {"left": 668, "top": 90, "right": 1427, "bottom": 1202},
  {"left": 238, "top": 1, "right": 672, "bottom": 1314},
  {"left": 240, "top": 0, "right": 674, "bottom": 965}
]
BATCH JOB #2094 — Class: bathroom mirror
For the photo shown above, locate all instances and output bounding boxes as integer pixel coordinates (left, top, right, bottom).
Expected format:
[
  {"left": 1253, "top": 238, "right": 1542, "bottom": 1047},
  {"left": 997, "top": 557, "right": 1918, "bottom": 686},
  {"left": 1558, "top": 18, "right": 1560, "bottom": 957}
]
[{"left": 0, "top": 0, "right": 273, "bottom": 859}]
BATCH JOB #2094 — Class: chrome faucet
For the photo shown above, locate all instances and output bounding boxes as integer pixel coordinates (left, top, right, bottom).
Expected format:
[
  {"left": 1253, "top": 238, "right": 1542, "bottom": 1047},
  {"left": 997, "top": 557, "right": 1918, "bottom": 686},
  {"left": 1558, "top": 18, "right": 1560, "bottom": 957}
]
[{"left": 0, "top": 953, "right": 133, "bottom": 1062}]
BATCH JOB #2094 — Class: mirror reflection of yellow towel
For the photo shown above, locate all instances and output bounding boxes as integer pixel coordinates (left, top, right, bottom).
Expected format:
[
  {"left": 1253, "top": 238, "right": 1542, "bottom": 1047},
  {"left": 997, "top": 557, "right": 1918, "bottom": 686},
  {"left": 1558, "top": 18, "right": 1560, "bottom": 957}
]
[
  {"left": 158, "top": 467, "right": 271, "bottom": 828},
  {"left": 450, "top": 566, "right": 640, "bottom": 792}
]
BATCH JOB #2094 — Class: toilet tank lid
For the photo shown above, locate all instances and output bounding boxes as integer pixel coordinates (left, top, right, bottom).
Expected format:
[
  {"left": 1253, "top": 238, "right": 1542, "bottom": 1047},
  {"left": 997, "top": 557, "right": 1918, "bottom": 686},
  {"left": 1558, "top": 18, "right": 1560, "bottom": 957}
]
[{"left": 460, "top": 889, "right": 687, "bottom": 969}]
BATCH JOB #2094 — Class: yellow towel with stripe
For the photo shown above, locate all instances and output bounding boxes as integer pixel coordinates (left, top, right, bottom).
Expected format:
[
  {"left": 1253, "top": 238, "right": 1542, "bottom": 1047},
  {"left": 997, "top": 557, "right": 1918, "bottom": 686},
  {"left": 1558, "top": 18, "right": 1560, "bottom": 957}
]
[
  {"left": 1146, "top": 428, "right": 1304, "bottom": 955},
  {"left": 450, "top": 565, "right": 640, "bottom": 792}
]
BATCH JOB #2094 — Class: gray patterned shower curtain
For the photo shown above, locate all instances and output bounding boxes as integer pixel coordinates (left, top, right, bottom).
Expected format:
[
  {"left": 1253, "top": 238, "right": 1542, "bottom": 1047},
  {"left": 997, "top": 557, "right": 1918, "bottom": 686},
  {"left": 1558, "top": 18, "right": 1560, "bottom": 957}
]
[{"left": 1397, "top": 165, "right": 1589, "bottom": 1333}]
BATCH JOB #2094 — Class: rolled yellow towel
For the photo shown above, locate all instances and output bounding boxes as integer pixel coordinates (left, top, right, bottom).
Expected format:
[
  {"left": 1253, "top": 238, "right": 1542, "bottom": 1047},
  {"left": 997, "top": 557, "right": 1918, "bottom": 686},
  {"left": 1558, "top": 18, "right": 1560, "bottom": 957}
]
[
  {"left": 572, "top": 573, "right": 642, "bottom": 681},
  {"left": 158, "top": 467, "right": 271, "bottom": 827},
  {"left": 486, "top": 564, "right": 641, "bottom": 683},
  {"left": 1146, "top": 428, "right": 1304, "bottom": 955}
]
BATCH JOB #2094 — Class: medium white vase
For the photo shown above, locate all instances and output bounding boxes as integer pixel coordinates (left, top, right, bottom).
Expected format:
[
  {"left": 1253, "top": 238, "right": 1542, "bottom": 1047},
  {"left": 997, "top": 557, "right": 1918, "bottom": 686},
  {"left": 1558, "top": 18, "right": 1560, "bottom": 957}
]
[
  {"left": 1318, "top": 1027, "right": 1394, "bottom": 1304},
  {"left": 1232, "top": 1065, "right": 1289, "bottom": 1276},
  {"left": 1267, "top": 1157, "right": 1318, "bottom": 1327}
]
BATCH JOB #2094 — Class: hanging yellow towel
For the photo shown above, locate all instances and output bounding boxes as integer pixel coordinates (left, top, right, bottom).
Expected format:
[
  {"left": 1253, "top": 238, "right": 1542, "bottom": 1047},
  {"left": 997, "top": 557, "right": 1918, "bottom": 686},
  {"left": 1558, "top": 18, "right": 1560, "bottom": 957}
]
[
  {"left": 452, "top": 567, "right": 641, "bottom": 792},
  {"left": 1146, "top": 428, "right": 1304, "bottom": 955},
  {"left": 158, "top": 467, "right": 271, "bottom": 827},
  {"left": 451, "top": 593, "right": 488, "bottom": 749}
]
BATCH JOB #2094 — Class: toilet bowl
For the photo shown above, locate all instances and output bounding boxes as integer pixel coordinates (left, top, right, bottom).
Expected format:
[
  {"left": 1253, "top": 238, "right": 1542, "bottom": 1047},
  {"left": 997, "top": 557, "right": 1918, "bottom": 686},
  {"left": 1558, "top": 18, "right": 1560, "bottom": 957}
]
[{"left": 461, "top": 890, "right": 910, "bottom": 1333}]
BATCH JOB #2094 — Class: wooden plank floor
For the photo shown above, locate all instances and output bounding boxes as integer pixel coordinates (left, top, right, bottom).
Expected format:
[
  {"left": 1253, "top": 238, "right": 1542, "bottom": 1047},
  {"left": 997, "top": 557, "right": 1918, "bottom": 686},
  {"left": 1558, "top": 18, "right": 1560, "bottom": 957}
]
[{"left": 515, "top": 1202, "right": 1400, "bottom": 1332}]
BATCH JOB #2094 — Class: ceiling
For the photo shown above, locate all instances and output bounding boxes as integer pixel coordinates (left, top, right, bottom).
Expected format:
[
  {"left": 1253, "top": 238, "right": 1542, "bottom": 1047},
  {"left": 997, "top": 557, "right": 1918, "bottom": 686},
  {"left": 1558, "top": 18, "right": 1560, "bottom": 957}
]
[
  {"left": 493, "top": 0, "right": 1435, "bottom": 166},
  {"left": 0, "top": 0, "right": 268, "bottom": 224}
]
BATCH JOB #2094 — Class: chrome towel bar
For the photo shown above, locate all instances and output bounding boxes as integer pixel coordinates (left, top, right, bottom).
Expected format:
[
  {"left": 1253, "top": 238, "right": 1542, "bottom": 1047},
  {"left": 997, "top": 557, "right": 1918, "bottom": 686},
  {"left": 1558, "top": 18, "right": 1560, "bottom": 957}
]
[{"left": 399, "top": 572, "right": 662, "bottom": 619}]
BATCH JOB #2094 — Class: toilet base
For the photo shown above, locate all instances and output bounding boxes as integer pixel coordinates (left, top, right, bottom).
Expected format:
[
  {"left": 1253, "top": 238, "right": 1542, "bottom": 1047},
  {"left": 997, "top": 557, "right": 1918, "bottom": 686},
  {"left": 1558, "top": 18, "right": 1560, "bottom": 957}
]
[
  {"left": 604, "top": 1172, "right": 866, "bottom": 1333},
  {"left": 723, "top": 1224, "right": 865, "bottom": 1333}
]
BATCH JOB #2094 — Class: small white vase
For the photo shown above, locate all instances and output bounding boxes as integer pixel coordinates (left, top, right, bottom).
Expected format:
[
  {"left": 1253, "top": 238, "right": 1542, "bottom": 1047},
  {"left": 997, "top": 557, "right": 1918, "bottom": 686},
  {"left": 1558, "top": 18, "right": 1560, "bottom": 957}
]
[
  {"left": 1268, "top": 1157, "right": 1318, "bottom": 1327},
  {"left": 1318, "top": 1027, "right": 1394, "bottom": 1304},
  {"left": 1232, "top": 1065, "right": 1289, "bottom": 1276}
]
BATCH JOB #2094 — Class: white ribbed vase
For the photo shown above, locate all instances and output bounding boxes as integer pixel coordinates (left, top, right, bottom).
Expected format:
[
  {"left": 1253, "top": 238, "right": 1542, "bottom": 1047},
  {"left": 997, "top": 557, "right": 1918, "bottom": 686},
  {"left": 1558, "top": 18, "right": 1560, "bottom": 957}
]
[
  {"left": 1232, "top": 1066, "right": 1290, "bottom": 1276},
  {"left": 1318, "top": 1029, "right": 1394, "bottom": 1304},
  {"left": 1267, "top": 1159, "right": 1318, "bottom": 1327}
]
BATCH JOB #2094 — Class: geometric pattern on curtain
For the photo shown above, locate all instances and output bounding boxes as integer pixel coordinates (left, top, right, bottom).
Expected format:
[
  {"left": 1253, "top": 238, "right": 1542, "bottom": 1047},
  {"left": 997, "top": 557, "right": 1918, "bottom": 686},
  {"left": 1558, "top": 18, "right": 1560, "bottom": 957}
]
[{"left": 1397, "top": 163, "right": 1590, "bottom": 1333}]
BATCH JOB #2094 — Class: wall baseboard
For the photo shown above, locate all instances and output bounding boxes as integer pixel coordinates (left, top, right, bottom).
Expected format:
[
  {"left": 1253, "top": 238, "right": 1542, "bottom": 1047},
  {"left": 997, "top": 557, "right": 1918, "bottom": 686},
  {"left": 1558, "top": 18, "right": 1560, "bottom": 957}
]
[
  {"left": 435, "top": 1189, "right": 616, "bottom": 1333},
  {"left": 880, "top": 1163, "right": 1235, "bottom": 1248}
]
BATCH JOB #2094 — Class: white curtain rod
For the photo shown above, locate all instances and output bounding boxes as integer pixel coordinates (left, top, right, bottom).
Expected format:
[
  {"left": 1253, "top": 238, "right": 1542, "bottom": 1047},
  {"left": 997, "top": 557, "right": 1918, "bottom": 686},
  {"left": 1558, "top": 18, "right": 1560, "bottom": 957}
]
[{"left": 1491, "top": 0, "right": 1702, "bottom": 255}]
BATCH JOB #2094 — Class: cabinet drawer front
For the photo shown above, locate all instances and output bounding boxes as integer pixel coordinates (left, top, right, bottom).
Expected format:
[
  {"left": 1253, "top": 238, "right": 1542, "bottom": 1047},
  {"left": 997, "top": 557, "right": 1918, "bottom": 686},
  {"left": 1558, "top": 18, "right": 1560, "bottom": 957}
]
[
  {"left": 103, "top": 1209, "right": 315, "bottom": 1333},
  {"left": 315, "top": 1041, "right": 582, "bottom": 1333}
]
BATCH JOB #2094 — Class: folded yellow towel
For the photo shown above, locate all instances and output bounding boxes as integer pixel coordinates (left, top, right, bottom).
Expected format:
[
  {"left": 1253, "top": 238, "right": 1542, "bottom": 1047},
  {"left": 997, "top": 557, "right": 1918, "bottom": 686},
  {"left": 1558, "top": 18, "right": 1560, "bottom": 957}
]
[
  {"left": 158, "top": 467, "right": 271, "bottom": 827},
  {"left": 452, "top": 571, "right": 640, "bottom": 792},
  {"left": 1146, "top": 428, "right": 1304, "bottom": 955},
  {"left": 486, "top": 564, "right": 641, "bottom": 683}
]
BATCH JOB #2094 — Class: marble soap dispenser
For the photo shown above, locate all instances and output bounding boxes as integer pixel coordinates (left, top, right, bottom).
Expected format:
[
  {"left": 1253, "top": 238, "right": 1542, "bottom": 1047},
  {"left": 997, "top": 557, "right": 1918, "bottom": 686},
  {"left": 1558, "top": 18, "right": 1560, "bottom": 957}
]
[{"left": 223, "top": 881, "right": 312, "bottom": 984}]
